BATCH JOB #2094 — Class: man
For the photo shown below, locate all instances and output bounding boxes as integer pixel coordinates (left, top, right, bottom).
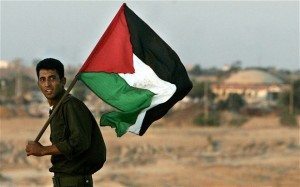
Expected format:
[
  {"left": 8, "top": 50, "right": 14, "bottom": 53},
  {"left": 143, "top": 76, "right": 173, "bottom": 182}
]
[{"left": 25, "top": 58, "right": 106, "bottom": 187}]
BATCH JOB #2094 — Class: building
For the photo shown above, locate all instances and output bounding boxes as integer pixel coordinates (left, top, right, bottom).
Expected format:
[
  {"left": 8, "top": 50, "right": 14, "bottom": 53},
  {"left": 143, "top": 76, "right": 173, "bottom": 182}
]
[
  {"left": 0, "top": 60, "right": 9, "bottom": 69},
  {"left": 211, "top": 69, "right": 289, "bottom": 106}
]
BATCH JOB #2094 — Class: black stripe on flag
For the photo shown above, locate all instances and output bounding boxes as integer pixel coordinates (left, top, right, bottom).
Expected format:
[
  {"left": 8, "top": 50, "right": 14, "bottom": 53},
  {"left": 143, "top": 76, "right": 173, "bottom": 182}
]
[{"left": 124, "top": 4, "right": 193, "bottom": 135}]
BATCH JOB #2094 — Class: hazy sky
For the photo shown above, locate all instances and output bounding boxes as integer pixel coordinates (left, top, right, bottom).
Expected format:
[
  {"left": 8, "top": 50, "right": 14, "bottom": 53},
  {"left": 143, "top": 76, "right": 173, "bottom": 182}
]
[{"left": 1, "top": 0, "right": 299, "bottom": 70}]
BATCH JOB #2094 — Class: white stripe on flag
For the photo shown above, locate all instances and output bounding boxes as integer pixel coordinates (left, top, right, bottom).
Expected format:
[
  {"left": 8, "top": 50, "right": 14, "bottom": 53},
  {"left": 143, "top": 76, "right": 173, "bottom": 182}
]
[{"left": 119, "top": 55, "right": 176, "bottom": 134}]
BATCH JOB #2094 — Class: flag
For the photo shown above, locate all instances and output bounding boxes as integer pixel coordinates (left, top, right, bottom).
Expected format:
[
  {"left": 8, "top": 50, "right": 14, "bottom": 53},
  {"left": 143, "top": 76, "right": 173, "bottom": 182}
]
[{"left": 78, "top": 3, "right": 193, "bottom": 137}]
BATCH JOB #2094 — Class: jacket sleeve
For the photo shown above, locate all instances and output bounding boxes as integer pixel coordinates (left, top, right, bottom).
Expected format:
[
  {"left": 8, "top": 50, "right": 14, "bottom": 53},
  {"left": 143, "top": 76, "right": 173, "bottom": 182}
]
[{"left": 55, "top": 99, "right": 93, "bottom": 160}]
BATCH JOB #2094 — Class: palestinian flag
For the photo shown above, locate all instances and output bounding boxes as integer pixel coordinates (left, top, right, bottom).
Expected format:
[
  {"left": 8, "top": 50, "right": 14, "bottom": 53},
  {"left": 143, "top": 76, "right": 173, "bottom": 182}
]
[{"left": 78, "top": 3, "right": 192, "bottom": 137}]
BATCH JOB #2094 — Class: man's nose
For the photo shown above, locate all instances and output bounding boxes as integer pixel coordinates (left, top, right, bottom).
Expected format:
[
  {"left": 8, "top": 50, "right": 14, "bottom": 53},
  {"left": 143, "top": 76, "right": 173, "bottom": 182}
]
[{"left": 44, "top": 79, "right": 51, "bottom": 86}]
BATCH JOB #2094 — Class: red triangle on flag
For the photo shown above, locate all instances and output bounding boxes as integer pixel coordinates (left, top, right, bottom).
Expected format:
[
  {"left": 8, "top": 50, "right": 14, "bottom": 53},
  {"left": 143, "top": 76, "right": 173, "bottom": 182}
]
[{"left": 80, "top": 4, "right": 134, "bottom": 74}]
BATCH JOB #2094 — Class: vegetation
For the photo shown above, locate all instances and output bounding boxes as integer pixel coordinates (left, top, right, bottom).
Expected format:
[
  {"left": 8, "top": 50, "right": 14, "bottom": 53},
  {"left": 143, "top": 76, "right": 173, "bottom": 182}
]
[
  {"left": 279, "top": 108, "right": 298, "bottom": 127},
  {"left": 279, "top": 79, "right": 300, "bottom": 112},
  {"left": 194, "top": 110, "right": 220, "bottom": 127},
  {"left": 188, "top": 81, "right": 215, "bottom": 100},
  {"left": 217, "top": 93, "right": 245, "bottom": 112},
  {"left": 277, "top": 79, "right": 300, "bottom": 127},
  {"left": 1, "top": 59, "right": 299, "bottom": 128},
  {"left": 189, "top": 64, "right": 202, "bottom": 75}
]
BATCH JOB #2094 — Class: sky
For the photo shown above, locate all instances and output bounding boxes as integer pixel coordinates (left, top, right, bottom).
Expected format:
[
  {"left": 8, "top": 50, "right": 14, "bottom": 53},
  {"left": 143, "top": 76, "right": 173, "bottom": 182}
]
[{"left": 1, "top": 0, "right": 299, "bottom": 70}]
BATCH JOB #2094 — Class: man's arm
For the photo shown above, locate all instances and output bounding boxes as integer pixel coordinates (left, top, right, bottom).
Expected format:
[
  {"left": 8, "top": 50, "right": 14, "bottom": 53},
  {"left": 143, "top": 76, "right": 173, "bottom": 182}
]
[
  {"left": 26, "top": 141, "right": 61, "bottom": 157},
  {"left": 54, "top": 99, "right": 93, "bottom": 160}
]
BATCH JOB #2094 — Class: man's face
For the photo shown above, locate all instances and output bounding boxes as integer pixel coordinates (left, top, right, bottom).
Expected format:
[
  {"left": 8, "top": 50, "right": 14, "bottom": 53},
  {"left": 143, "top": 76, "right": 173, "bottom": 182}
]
[{"left": 38, "top": 69, "right": 66, "bottom": 102}]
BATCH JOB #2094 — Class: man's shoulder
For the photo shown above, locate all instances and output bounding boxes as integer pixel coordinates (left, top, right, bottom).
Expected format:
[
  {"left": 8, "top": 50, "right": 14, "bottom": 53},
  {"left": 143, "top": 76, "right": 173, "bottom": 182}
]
[
  {"left": 62, "top": 94, "right": 86, "bottom": 107},
  {"left": 60, "top": 94, "right": 93, "bottom": 115}
]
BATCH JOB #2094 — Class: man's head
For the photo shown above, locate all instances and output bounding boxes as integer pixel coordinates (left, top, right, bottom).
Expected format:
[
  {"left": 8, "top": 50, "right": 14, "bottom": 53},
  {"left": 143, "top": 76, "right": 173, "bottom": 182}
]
[
  {"left": 36, "top": 58, "right": 64, "bottom": 79},
  {"left": 36, "top": 58, "right": 66, "bottom": 105}
]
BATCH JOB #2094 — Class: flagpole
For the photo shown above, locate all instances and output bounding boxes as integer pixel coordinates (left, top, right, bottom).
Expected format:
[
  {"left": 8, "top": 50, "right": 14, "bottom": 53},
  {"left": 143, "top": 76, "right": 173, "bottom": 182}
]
[{"left": 34, "top": 74, "right": 79, "bottom": 142}]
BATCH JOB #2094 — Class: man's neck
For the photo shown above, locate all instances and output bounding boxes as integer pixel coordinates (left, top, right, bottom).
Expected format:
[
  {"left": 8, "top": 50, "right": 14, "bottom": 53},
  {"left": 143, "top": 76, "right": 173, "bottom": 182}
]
[{"left": 47, "top": 90, "right": 66, "bottom": 107}]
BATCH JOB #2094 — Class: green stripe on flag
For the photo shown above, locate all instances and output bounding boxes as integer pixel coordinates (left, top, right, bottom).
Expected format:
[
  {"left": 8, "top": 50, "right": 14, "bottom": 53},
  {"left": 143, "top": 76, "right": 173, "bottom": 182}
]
[{"left": 79, "top": 72, "right": 155, "bottom": 136}]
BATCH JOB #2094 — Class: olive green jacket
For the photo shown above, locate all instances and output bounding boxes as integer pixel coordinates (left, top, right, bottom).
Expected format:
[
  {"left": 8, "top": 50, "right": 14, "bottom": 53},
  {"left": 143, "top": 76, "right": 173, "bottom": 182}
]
[{"left": 49, "top": 94, "right": 106, "bottom": 175}]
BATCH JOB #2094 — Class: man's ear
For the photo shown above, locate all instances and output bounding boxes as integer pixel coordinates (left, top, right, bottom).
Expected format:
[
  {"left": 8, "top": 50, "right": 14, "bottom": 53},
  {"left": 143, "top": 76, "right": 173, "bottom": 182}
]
[{"left": 61, "top": 77, "right": 66, "bottom": 86}]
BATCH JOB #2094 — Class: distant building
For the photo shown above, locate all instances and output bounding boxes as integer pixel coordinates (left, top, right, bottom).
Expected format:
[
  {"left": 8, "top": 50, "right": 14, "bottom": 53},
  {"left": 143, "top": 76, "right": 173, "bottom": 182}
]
[
  {"left": 221, "top": 64, "right": 231, "bottom": 72},
  {"left": 192, "top": 75, "right": 218, "bottom": 83},
  {"left": 0, "top": 60, "right": 9, "bottom": 69},
  {"left": 211, "top": 69, "right": 289, "bottom": 105},
  {"left": 185, "top": 64, "right": 198, "bottom": 72}
]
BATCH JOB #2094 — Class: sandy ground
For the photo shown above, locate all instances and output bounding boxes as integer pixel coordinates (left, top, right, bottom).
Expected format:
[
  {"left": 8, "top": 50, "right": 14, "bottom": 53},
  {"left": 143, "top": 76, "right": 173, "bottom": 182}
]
[{"left": 0, "top": 116, "right": 299, "bottom": 187}]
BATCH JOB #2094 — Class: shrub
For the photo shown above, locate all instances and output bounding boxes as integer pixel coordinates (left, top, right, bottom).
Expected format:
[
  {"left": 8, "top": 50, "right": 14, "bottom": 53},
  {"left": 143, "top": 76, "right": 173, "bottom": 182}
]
[
  {"left": 216, "top": 93, "right": 245, "bottom": 112},
  {"left": 226, "top": 93, "right": 245, "bottom": 112},
  {"left": 194, "top": 110, "right": 220, "bottom": 127},
  {"left": 280, "top": 109, "right": 298, "bottom": 127},
  {"left": 279, "top": 79, "right": 300, "bottom": 112}
]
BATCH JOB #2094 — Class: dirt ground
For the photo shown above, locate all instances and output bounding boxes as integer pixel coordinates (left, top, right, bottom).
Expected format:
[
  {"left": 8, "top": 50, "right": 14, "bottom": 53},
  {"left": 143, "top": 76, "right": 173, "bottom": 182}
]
[{"left": 0, "top": 115, "right": 299, "bottom": 187}]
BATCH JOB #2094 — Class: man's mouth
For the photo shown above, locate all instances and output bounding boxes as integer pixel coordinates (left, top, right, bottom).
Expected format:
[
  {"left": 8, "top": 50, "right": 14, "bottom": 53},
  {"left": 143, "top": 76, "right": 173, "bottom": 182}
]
[{"left": 45, "top": 89, "right": 53, "bottom": 94}]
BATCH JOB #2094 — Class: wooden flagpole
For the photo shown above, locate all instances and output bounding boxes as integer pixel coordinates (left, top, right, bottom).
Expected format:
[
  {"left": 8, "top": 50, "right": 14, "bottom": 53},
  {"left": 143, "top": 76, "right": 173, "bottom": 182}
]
[{"left": 34, "top": 74, "right": 79, "bottom": 142}]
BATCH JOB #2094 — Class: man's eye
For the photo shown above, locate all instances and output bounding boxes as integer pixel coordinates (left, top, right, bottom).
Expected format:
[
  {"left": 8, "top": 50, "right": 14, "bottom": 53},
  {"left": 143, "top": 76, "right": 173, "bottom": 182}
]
[
  {"left": 50, "top": 77, "right": 56, "bottom": 81},
  {"left": 39, "top": 78, "right": 45, "bottom": 82}
]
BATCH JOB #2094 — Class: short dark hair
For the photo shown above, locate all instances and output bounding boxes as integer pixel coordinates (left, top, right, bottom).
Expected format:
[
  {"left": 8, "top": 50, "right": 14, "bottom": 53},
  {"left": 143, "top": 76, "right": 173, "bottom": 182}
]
[{"left": 36, "top": 58, "right": 64, "bottom": 79}]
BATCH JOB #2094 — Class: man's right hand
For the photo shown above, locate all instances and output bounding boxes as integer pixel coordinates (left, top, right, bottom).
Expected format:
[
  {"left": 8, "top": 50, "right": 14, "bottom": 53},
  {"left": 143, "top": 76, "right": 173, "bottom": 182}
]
[
  {"left": 26, "top": 141, "right": 61, "bottom": 157},
  {"left": 25, "top": 141, "right": 45, "bottom": 157}
]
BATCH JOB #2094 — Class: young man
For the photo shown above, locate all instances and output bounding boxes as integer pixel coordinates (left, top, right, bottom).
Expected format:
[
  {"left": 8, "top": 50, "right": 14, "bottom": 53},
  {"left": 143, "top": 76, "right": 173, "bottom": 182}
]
[{"left": 25, "top": 58, "right": 106, "bottom": 187}]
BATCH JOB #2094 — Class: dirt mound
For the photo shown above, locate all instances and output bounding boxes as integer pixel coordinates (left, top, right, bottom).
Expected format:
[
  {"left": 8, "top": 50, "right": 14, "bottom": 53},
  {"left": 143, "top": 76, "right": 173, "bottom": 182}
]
[
  {"left": 159, "top": 104, "right": 202, "bottom": 127},
  {"left": 242, "top": 114, "right": 280, "bottom": 129}
]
